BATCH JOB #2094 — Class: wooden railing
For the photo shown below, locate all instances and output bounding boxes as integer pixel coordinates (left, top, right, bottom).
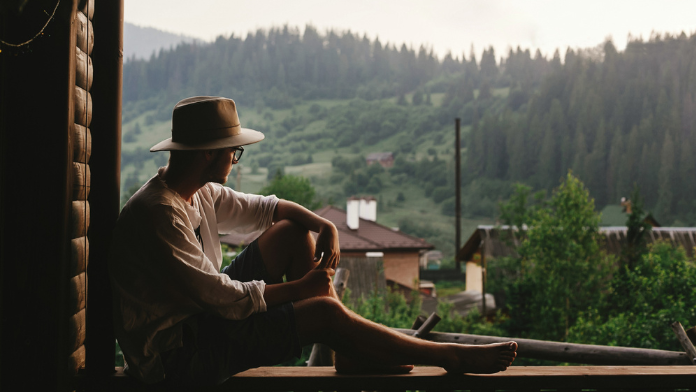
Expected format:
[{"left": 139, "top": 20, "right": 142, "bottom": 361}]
[{"left": 75, "top": 365, "right": 696, "bottom": 391}]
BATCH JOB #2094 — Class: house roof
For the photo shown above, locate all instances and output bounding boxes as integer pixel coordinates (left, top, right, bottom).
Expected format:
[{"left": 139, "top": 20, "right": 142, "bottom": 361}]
[
  {"left": 458, "top": 225, "right": 696, "bottom": 262},
  {"left": 220, "top": 205, "right": 435, "bottom": 252},
  {"left": 314, "top": 205, "right": 434, "bottom": 252}
]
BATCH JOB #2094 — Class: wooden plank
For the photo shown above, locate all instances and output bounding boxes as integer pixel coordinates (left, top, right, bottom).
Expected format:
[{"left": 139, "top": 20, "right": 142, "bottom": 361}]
[
  {"left": 68, "top": 345, "right": 86, "bottom": 377},
  {"left": 71, "top": 200, "right": 90, "bottom": 238},
  {"left": 72, "top": 162, "right": 91, "bottom": 200},
  {"left": 74, "top": 86, "right": 93, "bottom": 127},
  {"left": 75, "top": 47, "right": 93, "bottom": 91},
  {"left": 73, "top": 123, "right": 91, "bottom": 163},
  {"left": 78, "top": 0, "right": 95, "bottom": 20},
  {"left": 393, "top": 328, "right": 692, "bottom": 365},
  {"left": 671, "top": 322, "right": 696, "bottom": 364},
  {"left": 70, "top": 237, "right": 89, "bottom": 276},
  {"left": 69, "top": 273, "right": 86, "bottom": 314},
  {"left": 75, "top": 366, "right": 696, "bottom": 392},
  {"left": 75, "top": 11, "right": 94, "bottom": 55},
  {"left": 68, "top": 309, "right": 86, "bottom": 352},
  {"left": 226, "top": 366, "right": 696, "bottom": 391}
]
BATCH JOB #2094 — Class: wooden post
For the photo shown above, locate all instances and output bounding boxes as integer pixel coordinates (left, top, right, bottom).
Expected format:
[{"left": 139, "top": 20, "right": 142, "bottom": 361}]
[
  {"left": 671, "top": 322, "right": 696, "bottom": 364},
  {"left": 686, "top": 325, "right": 696, "bottom": 345},
  {"left": 481, "top": 250, "right": 487, "bottom": 317},
  {"left": 455, "top": 118, "right": 461, "bottom": 272},
  {"left": 307, "top": 268, "right": 350, "bottom": 366},
  {"left": 88, "top": 0, "right": 124, "bottom": 375},
  {"left": 413, "top": 313, "right": 441, "bottom": 338},
  {"left": 411, "top": 315, "right": 427, "bottom": 330}
]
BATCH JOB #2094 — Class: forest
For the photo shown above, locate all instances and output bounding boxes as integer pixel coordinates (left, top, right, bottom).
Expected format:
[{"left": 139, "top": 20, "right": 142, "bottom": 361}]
[{"left": 122, "top": 25, "right": 696, "bottom": 228}]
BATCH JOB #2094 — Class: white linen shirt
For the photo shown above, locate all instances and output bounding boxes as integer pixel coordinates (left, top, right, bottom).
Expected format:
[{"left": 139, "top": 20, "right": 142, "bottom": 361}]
[{"left": 109, "top": 169, "right": 279, "bottom": 383}]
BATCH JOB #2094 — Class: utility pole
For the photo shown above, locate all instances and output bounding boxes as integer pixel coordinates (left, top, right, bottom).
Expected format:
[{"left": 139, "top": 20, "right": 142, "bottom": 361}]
[{"left": 455, "top": 118, "right": 461, "bottom": 272}]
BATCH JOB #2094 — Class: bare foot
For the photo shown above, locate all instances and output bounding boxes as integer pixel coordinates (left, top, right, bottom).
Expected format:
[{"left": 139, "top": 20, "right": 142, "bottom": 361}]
[
  {"left": 334, "top": 354, "right": 414, "bottom": 374},
  {"left": 444, "top": 341, "right": 517, "bottom": 374}
]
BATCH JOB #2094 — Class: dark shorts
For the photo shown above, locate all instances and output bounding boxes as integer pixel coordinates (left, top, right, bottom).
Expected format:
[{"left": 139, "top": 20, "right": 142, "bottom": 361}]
[{"left": 162, "top": 239, "right": 302, "bottom": 389}]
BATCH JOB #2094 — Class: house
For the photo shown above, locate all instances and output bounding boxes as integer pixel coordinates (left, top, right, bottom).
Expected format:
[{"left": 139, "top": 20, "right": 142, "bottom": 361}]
[
  {"left": 458, "top": 225, "right": 696, "bottom": 293},
  {"left": 315, "top": 197, "right": 434, "bottom": 291},
  {"left": 222, "top": 197, "right": 435, "bottom": 292},
  {"left": 365, "top": 152, "right": 394, "bottom": 168}
]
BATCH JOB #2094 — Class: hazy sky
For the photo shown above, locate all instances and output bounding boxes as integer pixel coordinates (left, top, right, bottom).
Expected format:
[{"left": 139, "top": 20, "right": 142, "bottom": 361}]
[{"left": 125, "top": 0, "right": 696, "bottom": 60}]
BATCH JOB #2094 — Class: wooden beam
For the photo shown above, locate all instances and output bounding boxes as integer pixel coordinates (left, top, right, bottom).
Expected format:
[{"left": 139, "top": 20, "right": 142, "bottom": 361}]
[
  {"left": 671, "top": 322, "right": 696, "bottom": 364},
  {"left": 75, "top": 11, "right": 94, "bottom": 55},
  {"left": 413, "top": 312, "right": 441, "bottom": 338},
  {"left": 71, "top": 201, "right": 90, "bottom": 238},
  {"left": 74, "top": 86, "right": 92, "bottom": 127},
  {"left": 69, "top": 308, "right": 87, "bottom": 352},
  {"left": 69, "top": 345, "right": 86, "bottom": 377},
  {"left": 70, "top": 237, "right": 89, "bottom": 276},
  {"left": 69, "top": 272, "right": 86, "bottom": 314},
  {"left": 75, "top": 366, "right": 696, "bottom": 392},
  {"left": 393, "top": 329, "right": 692, "bottom": 365},
  {"left": 75, "top": 47, "right": 93, "bottom": 91},
  {"left": 72, "top": 162, "right": 91, "bottom": 201},
  {"left": 72, "top": 124, "right": 91, "bottom": 163}
]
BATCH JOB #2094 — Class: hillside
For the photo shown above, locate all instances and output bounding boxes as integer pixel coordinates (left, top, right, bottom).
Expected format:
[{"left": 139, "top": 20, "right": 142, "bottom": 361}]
[
  {"left": 120, "top": 27, "right": 696, "bottom": 259},
  {"left": 123, "top": 22, "right": 202, "bottom": 61}
]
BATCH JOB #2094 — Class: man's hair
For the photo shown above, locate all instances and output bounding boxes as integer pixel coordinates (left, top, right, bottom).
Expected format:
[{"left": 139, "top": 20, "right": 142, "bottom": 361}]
[{"left": 168, "top": 150, "right": 200, "bottom": 166}]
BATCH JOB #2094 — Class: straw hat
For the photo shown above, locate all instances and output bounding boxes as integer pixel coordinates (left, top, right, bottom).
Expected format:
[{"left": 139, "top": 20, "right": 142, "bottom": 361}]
[{"left": 150, "top": 96, "right": 264, "bottom": 152}]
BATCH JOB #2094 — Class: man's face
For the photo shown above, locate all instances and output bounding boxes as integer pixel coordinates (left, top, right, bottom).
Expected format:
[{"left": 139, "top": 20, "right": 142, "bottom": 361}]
[{"left": 205, "top": 147, "right": 236, "bottom": 184}]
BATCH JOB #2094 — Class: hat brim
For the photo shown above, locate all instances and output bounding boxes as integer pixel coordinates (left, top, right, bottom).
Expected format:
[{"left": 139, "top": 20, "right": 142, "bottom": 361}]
[{"left": 150, "top": 128, "right": 264, "bottom": 152}]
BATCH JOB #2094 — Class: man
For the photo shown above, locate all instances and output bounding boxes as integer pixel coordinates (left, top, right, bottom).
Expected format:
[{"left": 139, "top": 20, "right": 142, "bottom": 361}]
[{"left": 109, "top": 96, "right": 517, "bottom": 388}]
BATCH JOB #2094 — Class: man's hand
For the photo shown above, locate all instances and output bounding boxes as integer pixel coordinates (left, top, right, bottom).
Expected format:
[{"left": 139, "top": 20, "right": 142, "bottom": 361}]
[
  {"left": 314, "top": 223, "right": 340, "bottom": 270},
  {"left": 299, "top": 267, "right": 336, "bottom": 298}
]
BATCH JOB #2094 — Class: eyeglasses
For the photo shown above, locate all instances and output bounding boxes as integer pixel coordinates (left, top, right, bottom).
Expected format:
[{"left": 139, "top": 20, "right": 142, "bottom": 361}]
[{"left": 232, "top": 147, "right": 244, "bottom": 163}]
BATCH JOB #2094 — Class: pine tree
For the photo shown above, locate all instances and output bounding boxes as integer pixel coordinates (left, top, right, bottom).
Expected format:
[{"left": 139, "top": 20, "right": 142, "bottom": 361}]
[{"left": 656, "top": 132, "right": 676, "bottom": 220}]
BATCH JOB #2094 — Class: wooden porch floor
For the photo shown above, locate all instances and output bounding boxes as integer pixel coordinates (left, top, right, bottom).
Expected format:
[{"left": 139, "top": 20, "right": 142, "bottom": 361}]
[{"left": 78, "top": 366, "right": 696, "bottom": 391}]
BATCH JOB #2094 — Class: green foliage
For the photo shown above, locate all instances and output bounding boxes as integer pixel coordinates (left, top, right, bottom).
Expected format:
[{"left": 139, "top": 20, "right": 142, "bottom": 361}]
[
  {"left": 498, "top": 183, "right": 546, "bottom": 228},
  {"left": 436, "top": 303, "right": 508, "bottom": 337},
  {"left": 570, "top": 241, "right": 696, "bottom": 350},
  {"left": 622, "top": 186, "right": 652, "bottom": 270},
  {"left": 260, "top": 172, "right": 321, "bottom": 210},
  {"left": 502, "top": 173, "right": 615, "bottom": 341},
  {"left": 344, "top": 287, "right": 507, "bottom": 337}
]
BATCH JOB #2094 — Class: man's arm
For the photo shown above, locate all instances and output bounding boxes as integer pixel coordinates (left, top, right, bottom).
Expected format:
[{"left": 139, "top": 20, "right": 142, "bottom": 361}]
[{"left": 272, "top": 199, "right": 340, "bottom": 271}]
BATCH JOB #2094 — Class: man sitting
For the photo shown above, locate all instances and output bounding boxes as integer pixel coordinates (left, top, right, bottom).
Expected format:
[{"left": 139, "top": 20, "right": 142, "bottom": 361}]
[{"left": 109, "top": 96, "right": 517, "bottom": 388}]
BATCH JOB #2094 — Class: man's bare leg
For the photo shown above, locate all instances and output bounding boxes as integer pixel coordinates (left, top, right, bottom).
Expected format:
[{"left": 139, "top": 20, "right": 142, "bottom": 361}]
[
  {"left": 293, "top": 297, "right": 517, "bottom": 374},
  {"left": 257, "top": 219, "right": 319, "bottom": 282},
  {"left": 255, "top": 220, "right": 517, "bottom": 373}
]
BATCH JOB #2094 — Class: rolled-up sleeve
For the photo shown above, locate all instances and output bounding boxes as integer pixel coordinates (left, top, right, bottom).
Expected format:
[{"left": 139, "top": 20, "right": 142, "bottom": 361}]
[{"left": 143, "top": 204, "right": 268, "bottom": 319}]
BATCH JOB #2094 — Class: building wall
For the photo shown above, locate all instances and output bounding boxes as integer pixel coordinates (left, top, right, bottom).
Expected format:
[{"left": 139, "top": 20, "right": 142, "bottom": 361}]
[
  {"left": 466, "top": 261, "right": 483, "bottom": 292},
  {"left": 383, "top": 251, "right": 420, "bottom": 288},
  {"left": 341, "top": 251, "right": 420, "bottom": 289}
]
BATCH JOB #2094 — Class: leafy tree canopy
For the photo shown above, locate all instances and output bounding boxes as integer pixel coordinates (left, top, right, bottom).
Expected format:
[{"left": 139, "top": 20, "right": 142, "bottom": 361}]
[{"left": 260, "top": 171, "right": 321, "bottom": 210}]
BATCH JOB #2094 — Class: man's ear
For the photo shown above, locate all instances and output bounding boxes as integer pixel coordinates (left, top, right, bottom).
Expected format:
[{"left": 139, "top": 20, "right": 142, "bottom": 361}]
[{"left": 203, "top": 149, "right": 217, "bottom": 162}]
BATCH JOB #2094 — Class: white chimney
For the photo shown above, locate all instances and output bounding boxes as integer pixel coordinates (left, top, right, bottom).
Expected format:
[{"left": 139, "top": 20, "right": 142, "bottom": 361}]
[
  {"left": 359, "top": 197, "right": 377, "bottom": 221},
  {"left": 346, "top": 198, "right": 360, "bottom": 230}
]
